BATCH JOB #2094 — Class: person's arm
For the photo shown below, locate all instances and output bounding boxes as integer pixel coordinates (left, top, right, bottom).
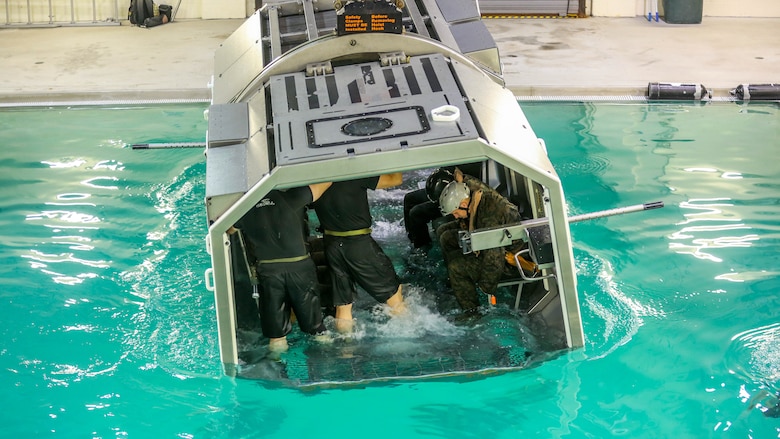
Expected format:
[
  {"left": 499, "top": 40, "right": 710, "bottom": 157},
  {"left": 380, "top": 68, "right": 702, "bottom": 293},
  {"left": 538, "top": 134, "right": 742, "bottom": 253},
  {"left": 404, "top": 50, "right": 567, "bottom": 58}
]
[
  {"left": 376, "top": 172, "right": 403, "bottom": 189},
  {"left": 308, "top": 182, "right": 333, "bottom": 202},
  {"left": 453, "top": 167, "right": 464, "bottom": 183}
]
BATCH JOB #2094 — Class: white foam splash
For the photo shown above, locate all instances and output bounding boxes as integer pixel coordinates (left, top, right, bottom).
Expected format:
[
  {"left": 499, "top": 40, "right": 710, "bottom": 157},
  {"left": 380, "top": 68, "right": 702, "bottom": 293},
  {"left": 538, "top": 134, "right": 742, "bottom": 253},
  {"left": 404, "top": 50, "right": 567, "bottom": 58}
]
[{"left": 346, "top": 285, "right": 464, "bottom": 341}]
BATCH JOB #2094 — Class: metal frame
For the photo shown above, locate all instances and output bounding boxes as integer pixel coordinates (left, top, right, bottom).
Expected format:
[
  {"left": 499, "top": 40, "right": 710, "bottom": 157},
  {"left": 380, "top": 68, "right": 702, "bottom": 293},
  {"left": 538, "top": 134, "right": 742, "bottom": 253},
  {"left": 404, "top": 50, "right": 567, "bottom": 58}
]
[{"left": 205, "top": 0, "right": 585, "bottom": 375}]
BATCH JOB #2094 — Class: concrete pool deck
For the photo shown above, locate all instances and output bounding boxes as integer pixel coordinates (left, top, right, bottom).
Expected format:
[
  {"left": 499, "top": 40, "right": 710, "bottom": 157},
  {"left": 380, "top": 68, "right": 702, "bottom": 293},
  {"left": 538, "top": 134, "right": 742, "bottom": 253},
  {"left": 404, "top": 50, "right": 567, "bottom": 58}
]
[{"left": 0, "top": 16, "right": 778, "bottom": 103}]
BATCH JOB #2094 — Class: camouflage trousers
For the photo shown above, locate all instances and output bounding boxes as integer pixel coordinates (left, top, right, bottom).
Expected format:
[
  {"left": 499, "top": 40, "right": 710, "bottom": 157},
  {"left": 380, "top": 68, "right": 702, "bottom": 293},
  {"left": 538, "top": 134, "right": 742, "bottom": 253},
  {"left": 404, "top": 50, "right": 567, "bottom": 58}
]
[
  {"left": 446, "top": 252, "right": 483, "bottom": 311},
  {"left": 437, "top": 222, "right": 482, "bottom": 311},
  {"left": 447, "top": 252, "right": 519, "bottom": 311}
]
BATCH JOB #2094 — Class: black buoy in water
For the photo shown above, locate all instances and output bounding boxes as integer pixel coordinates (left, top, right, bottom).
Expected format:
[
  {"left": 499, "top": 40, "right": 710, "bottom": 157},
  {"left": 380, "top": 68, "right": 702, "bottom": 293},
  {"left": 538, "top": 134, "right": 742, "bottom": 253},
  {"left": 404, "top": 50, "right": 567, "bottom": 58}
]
[
  {"left": 647, "top": 82, "right": 711, "bottom": 100},
  {"left": 730, "top": 84, "right": 780, "bottom": 101}
]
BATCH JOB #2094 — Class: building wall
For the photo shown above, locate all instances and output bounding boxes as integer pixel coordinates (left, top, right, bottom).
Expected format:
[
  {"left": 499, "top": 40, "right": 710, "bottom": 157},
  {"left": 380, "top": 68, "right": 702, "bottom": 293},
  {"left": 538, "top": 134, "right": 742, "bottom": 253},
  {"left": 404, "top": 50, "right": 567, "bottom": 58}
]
[
  {"left": 0, "top": 0, "right": 252, "bottom": 24},
  {"left": 592, "top": 0, "right": 780, "bottom": 17},
  {"left": 1, "top": 0, "right": 779, "bottom": 24}
]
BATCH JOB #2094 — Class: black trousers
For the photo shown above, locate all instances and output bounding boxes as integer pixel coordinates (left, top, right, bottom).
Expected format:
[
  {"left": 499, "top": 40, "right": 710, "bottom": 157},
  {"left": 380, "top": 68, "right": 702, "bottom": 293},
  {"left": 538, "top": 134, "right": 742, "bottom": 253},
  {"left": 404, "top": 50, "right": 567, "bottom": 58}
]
[{"left": 403, "top": 188, "right": 442, "bottom": 248}]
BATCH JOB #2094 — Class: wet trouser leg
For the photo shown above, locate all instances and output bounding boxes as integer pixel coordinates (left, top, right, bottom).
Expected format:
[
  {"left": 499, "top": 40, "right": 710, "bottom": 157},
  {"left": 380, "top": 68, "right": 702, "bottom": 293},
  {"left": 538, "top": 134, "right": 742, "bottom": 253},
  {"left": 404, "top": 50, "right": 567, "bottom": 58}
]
[
  {"left": 447, "top": 253, "right": 481, "bottom": 311},
  {"left": 404, "top": 189, "right": 435, "bottom": 248}
]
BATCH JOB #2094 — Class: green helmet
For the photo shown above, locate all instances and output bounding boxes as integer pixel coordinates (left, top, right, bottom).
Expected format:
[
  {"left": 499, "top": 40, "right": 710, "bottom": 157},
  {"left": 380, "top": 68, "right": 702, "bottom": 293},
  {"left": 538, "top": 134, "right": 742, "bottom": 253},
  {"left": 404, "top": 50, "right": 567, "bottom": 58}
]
[{"left": 439, "top": 181, "right": 470, "bottom": 215}]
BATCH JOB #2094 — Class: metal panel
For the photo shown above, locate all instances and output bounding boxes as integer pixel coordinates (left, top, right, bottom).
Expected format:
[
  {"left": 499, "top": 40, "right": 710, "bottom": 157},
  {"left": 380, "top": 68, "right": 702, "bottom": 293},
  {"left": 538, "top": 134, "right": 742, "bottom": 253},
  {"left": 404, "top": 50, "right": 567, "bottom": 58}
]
[
  {"left": 207, "top": 103, "right": 249, "bottom": 147},
  {"left": 214, "top": 12, "right": 263, "bottom": 76},
  {"left": 269, "top": 54, "right": 479, "bottom": 165},
  {"left": 420, "top": 0, "right": 458, "bottom": 50},
  {"left": 450, "top": 21, "right": 500, "bottom": 73},
  {"left": 450, "top": 59, "right": 554, "bottom": 179},
  {"left": 450, "top": 21, "right": 497, "bottom": 55},
  {"left": 418, "top": 0, "right": 500, "bottom": 74},
  {"left": 205, "top": 98, "right": 273, "bottom": 221},
  {"left": 212, "top": 11, "right": 266, "bottom": 104},
  {"left": 205, "top": 143, "right": 250, "bottom": 198},
  {"left": 436, "top": 0, "right": 480, "bottom": 22},
  {"left": 463, "top": 47, "right": 501, "bottom": 76}
]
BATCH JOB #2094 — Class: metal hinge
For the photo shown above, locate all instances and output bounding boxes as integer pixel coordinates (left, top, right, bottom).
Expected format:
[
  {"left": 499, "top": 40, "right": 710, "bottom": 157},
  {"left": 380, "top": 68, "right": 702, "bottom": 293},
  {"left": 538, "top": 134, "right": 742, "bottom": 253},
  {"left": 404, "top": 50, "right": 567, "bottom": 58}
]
[
  {"left": 379, "top": 51, "right": 409, "bottom": 66},
  {"left": 305, "top": 61, "right": 333, "bottom": 77}
]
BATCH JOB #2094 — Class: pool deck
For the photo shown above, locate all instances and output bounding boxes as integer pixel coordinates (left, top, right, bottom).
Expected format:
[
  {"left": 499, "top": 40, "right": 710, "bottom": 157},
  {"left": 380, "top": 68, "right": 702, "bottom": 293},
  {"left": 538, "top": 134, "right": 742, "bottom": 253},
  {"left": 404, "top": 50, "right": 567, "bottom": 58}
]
[{"left": 0, "top": 16, "right": 778, "bottom": 103}]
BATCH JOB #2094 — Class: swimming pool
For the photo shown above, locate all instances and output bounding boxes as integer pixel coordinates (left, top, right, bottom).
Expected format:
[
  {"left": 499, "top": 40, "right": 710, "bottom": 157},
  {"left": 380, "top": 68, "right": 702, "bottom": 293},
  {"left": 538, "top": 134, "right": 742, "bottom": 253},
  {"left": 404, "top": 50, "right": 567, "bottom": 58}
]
[{"left": 1, "top": 101, "right": 778, "bottom": 438}]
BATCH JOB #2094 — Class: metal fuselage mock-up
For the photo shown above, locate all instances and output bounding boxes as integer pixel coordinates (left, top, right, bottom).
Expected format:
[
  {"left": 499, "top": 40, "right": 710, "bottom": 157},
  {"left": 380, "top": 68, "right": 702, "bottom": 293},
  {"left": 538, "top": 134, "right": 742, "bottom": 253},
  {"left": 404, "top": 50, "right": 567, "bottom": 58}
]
[{"left": 203, "top": 0, "right": 584, "bottom": 376}]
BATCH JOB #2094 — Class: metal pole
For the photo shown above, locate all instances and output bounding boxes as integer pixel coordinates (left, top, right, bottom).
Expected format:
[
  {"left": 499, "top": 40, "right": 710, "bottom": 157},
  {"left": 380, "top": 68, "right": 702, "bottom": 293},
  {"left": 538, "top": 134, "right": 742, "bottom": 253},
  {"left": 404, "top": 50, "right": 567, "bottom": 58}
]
[
  {"left": 131, "top": 142, "right": 208, "bottom": 149},
  {"left": 465, "top": 201, "right": 665, "bottom": 253},
  {"left": 70, "top": 0, "right": 75, "bottom": 23},
  {"left": 26, "top": 0, "right": 31, "bottom": 24},
  {"left": 93, "top": 0, "right": 97, "bottom": 22},
  {"left": 568, "top": 201, "right": 665, "bottom": 224},
  {"left": 5, "top": 0, "right": 9, "bottom": 25},
  {"left": 48, "top": 0, "right": 53, "bottom": 24}
]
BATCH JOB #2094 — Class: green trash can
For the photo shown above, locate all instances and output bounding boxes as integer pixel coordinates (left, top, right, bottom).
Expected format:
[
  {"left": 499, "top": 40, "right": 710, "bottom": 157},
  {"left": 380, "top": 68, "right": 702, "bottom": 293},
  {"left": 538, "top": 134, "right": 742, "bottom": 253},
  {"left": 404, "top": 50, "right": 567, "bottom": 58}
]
[{"left": 662, "top": 0, "right": 703, "bottom": 24}]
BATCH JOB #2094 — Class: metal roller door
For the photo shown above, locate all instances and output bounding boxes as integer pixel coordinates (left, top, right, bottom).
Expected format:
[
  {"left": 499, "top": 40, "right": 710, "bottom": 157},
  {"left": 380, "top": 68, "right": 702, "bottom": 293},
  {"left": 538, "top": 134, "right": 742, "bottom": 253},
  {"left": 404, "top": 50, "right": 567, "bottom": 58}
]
[{"left": 479, "top": 0, "right": 579, "bottom": 16}]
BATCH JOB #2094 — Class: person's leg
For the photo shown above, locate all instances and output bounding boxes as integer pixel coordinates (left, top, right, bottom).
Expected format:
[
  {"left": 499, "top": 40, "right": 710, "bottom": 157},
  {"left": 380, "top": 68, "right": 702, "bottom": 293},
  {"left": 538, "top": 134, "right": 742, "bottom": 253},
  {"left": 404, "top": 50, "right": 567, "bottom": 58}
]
[
  {"left": 447, "top": 254, "right": 481, "bottom": 311},
  {"left": 404, "top": 189, "right": 431, "bottom": 248},
  {"left": 344, "top": 236, "right": 406, "bottom": 314},
  {"left": 286, "top": 259, "right": 328, "bottom": 335},
  {"left": 438, "top": 225, "right": 465, "bottom": 266},
  {"left": 257, "top": 268, "right": 292, "bottom": 350},
  {"left": 323, "top": 236, "right": 357, "bottom": 333},
  {"left": 334, "top": 303, "right": 354, "bottom": 333}
]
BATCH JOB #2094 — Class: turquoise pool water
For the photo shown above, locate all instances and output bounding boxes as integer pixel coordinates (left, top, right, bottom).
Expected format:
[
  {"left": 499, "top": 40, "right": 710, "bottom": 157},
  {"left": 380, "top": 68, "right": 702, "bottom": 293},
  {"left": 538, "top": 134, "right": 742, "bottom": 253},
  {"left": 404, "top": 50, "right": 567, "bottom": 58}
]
[{"left": 1, "top": 102, "right": 778, "bottom": 438}]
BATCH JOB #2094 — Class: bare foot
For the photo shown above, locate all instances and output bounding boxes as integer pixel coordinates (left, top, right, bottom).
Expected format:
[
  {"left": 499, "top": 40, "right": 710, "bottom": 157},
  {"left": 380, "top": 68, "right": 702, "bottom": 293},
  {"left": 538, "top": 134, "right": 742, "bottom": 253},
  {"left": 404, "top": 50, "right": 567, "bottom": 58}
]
[
  {"left": 313, "top": 331, "right": 334, "bottom": 344},
  {"left": 335, "top": 318, "right": 354, "bottom": 333},
  {"left": 268, "top": 337, "right": 289, "bottom": 353},
  {"left": 385, "top": 287, "right": 407, "bottom": 316}
]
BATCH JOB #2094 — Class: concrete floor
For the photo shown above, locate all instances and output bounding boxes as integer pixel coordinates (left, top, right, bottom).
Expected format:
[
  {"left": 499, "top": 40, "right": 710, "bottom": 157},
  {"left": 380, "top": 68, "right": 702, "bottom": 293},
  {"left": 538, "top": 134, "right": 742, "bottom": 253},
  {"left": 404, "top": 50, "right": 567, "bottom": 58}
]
[{"left": 0, "top": 16, "right": 778, "bottom": 103}]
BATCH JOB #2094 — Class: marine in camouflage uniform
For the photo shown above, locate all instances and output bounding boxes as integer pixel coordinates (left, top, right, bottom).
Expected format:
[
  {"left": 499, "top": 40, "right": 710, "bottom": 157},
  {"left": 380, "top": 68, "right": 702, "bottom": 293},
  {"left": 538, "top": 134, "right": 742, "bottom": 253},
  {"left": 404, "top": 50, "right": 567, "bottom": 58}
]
[{"left": 437, "top": 174, "right": 523, "bottom": 312}]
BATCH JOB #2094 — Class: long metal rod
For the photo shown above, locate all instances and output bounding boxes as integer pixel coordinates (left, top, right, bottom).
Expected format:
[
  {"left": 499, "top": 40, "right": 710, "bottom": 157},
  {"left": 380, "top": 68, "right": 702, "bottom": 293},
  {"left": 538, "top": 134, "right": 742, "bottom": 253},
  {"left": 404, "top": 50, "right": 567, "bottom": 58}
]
[
  {"left": 467, "top": 201, "right": 665, "bottom": 253},
  {"left": 568, "top": 201, "right": 664, "bottom": 224},
  {"left": 131, "top": 142, "right": 207, "bottom": 149}
]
